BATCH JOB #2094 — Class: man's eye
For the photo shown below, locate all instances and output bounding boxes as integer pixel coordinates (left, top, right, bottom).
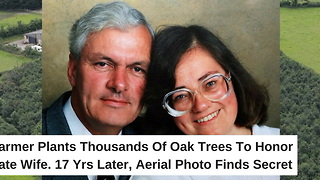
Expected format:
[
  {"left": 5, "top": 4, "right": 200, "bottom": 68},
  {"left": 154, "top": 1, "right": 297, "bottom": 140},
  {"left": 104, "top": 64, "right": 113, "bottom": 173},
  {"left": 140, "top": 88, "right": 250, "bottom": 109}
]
[
  {"left": 133, "top": 67, "right": 145, "bottom": 73},
  {"left": 96, "top": 62, "right": 107, "bottom": 67},
  {"left": 93, "top": 61, "right": 113, "bottom": 71},
  {"left": 95, "top": 62, "right": 113, "bottom": 68}
]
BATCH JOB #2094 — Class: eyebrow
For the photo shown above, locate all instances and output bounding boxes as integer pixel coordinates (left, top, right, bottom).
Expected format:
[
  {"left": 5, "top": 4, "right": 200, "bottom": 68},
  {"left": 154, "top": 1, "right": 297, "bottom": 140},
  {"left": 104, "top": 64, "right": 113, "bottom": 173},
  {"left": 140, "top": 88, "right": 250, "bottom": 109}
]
[
  {"left": 100, "top": 56, "right": 117, "bottom": 65},
  {"left": 198, "top": 71, "right": 219, "bottom": 81},
  {"left": 129, "top": 61, "right": 149, "bottom": 66},
  {"left": 174, "top": 86, "right": 186, "bottom": 90},
  {"left": 99, "top": 55, "right": 149, "bottom": 67},
  {"left": 101, "top": 56, "right": 113, "bottom": 61},
  {"left": 173, "top": 71, "right": 220, "bottom": 90},
  {"left": 87, "top": 53, "right": 112, "bottom": 61}
]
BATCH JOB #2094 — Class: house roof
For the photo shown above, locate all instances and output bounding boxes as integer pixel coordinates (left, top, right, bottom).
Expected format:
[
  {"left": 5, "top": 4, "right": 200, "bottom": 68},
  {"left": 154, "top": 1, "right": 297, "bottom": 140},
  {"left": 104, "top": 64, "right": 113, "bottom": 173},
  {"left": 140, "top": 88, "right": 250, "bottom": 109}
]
[{"left": 24, "top": 30, "right": 42, "bottom": 39}]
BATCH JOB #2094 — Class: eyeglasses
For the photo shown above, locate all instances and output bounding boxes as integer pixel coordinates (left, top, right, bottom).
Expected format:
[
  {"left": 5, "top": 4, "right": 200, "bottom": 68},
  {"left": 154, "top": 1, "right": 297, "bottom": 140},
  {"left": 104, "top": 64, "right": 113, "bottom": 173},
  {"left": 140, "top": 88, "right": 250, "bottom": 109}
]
[{"left": 162, "top": 73, "right": 232, "bottom": 117}]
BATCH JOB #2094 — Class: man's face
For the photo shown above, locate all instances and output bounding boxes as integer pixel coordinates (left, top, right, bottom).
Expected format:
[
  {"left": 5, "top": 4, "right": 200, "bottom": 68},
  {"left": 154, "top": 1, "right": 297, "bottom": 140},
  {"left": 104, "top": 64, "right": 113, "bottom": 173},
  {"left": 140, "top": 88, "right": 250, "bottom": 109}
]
[{"left": 68, "top": 26, "right": 152, "bottom": 134}]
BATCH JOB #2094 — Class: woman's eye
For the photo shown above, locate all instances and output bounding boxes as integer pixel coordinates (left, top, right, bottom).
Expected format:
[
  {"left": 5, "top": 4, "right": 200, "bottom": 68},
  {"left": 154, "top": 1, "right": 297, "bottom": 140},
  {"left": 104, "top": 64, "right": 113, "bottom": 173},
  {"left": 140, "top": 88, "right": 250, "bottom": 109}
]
[
  {"left": 175, "top": 94, "right": 185, "bottom": 100},
  {"left": 173, "top": 93, "right": 189, "bottom": 102},
  {"left": 206, "top": 81, "right": 216, "bottom": 87}
]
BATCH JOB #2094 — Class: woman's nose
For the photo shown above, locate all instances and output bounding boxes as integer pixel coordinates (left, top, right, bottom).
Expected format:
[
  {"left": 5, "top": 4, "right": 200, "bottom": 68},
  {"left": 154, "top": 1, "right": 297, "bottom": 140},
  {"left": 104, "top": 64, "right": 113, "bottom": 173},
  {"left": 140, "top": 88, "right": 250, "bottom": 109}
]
[{"left": 191, "top": 91, "right": 211, "bottom": 113}]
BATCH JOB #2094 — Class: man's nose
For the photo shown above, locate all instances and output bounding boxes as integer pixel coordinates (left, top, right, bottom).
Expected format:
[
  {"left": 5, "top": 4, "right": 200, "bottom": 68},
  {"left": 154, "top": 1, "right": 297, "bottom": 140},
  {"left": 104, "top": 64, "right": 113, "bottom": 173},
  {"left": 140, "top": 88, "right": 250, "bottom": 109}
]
[
  {"left": 106, "top": 68, "right": 128, "bottom": 93},
  {"left": 191, "top": 92, "right": 211, "bottom": 113}
]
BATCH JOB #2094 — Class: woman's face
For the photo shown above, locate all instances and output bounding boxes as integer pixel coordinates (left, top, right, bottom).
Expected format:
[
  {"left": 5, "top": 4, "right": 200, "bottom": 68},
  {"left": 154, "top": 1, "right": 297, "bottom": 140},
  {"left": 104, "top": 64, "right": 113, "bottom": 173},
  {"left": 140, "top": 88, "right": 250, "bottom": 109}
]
[{"left": 173, "top": 47, "right": 239, "bottom": 135}]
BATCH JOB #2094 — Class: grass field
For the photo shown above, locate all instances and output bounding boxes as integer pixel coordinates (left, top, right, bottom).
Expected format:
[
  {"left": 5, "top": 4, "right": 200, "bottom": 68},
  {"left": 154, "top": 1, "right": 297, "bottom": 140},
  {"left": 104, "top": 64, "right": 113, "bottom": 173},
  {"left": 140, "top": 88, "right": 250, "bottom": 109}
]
[
  {"left": 0, "top": 35, "right": 23, "bottom": 44},
  {"left": 0, "top": 11, "right": 12, "bottom": 19},
  {"left": 280, "top": 7, "right": 320, "bottom": 73},
  {"left": 0, "top": 176, "right": 40, "bottom": 180},
  {"left": 0, "top": 12, "right": 41, "bottom": 28},
  {"left": 0, "top": 50, "right": 32, "bottom": 72}
]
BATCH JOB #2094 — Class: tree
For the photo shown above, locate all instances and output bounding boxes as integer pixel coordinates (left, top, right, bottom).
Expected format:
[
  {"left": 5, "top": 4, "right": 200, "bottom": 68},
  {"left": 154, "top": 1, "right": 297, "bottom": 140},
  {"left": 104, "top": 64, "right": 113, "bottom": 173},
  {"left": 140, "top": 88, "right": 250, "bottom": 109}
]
[
  {"left": 281, "top": 0, "right": 311, "bottom": 7},
  {"left": 0, "top": 58, "right": 41, "bottom": 135},
  {"left": 0, "top": 0, "right": 42, "bottom": 10},
  {"left": 0, "top": 116, "right": 20, "bottom": 135},
  {"left": 280, "top": 52, "right": 320, "bottom": 179}
]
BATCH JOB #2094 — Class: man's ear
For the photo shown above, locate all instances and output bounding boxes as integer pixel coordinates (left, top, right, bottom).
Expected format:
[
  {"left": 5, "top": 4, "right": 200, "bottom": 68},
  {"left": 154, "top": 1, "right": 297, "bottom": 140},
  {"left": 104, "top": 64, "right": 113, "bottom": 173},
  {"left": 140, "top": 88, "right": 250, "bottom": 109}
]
[{"left": 68, "top": 53, "right": 77, "bottom": 87}]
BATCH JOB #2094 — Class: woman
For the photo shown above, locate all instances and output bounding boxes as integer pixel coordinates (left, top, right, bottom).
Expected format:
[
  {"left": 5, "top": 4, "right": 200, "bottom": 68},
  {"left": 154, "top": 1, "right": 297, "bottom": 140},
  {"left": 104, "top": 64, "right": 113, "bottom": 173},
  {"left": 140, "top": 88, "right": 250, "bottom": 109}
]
[
  {"left": 142, "top": 25, "right": 279, "bottom": 135},
  {"left": 133, "top": 25, "right": 280, "bottom": 179}
]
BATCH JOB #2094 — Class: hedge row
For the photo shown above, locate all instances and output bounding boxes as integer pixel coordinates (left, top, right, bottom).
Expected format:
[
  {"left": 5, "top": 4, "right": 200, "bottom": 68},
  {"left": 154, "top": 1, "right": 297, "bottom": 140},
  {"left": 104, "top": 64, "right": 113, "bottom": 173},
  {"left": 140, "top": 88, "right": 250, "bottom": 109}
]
[
  {"left": 0, "top": 19, "right": 42, "bottom": 39},
  {"left": 280, "top": 1, "right": 320, "bottom": 7}
]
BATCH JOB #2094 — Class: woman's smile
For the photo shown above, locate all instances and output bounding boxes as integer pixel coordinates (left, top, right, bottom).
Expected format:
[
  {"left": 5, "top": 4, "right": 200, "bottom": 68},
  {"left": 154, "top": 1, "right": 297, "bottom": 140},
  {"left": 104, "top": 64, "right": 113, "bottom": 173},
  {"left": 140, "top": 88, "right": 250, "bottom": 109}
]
[{"left": 195, "top": 109, "right": 220, "bottom": 123}]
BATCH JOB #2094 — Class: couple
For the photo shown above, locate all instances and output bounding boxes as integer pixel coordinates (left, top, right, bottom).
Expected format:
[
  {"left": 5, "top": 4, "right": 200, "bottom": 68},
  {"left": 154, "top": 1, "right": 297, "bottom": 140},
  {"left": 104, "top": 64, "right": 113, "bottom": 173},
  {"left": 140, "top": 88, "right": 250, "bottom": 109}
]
[{"left": 42, "top": 1, "right": 279, "bottom": 180}]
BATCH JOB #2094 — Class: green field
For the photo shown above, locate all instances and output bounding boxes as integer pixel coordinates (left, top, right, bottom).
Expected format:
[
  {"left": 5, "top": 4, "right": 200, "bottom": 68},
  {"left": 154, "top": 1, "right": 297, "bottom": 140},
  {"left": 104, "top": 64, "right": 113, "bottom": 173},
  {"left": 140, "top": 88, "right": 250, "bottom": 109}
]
[
  {"left": 0, "top": 176, "right": 40, "bottom": 180},
  {"left": 0, "top": 11, "right": 12, "bottom": 19},
  {"left": 0, "top": 34, "right": 22, "bottom": 44},
  {"left": 0, "top": 50, "right": 32, "bottom": 72},
  {"left": 280, "top": 7, "right": 320, "bottom": 73},
  {"left": 0, "top": 12, "right": 41, "bottom": 28}
]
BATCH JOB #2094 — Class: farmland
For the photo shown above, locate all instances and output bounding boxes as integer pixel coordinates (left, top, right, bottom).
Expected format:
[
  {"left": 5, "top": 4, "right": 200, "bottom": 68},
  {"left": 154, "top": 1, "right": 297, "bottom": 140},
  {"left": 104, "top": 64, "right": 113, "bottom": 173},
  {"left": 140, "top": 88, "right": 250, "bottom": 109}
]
[
  {"left": 0, "top": 0, "right": 41, "bottom": 178},
  {"left": 0, "top": 50, "right": 31, "bottom": 72},
  {"left": 280, "top": 7, "right": 320, "bottom": 73},
  {"left": 0, "top": 10, "right": 40, "bottom": 72},
  {"left": 0, "top": 176, "right": 40, "bottom": 180},
  {"left": 0, "top": 12, "right": 41, "bottom": 27}
]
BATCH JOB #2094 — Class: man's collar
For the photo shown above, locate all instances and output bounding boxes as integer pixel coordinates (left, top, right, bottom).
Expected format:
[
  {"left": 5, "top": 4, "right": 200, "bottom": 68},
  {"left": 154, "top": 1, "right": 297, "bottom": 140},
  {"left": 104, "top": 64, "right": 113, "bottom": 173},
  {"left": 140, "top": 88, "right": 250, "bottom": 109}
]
[
  {"left": 63, "top": 97, "right": 122, "bottom": 135},
  {"left": 63, "top": 97, "right": 92, "bottom": 135}
]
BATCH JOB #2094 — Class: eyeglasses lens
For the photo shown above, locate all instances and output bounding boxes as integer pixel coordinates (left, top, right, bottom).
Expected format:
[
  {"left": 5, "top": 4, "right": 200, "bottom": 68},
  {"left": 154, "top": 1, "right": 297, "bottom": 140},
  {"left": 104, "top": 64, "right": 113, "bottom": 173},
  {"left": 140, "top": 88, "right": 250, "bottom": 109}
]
[{"left": 165, "top": 75, "right": 229, "bottom": 112}]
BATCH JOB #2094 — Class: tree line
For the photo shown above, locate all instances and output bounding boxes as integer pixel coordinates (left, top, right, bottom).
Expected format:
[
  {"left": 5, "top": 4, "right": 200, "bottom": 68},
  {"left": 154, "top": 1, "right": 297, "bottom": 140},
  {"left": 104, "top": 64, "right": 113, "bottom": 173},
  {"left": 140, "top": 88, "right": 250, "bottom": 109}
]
[
  {"left": 0, "top": 0, "right": 41, "bottom": 10},
  {"left": 0, "top": 43, "right": 41, "bottom": 60},
  {"left": 281, "top": 0, "right": 320, "bottom": 7},
  {"left": 0, "top": 19, "right": 42, "bottom": 39},
  {"left": 280, "top": 51, "right": 320, "bottom": 179}
]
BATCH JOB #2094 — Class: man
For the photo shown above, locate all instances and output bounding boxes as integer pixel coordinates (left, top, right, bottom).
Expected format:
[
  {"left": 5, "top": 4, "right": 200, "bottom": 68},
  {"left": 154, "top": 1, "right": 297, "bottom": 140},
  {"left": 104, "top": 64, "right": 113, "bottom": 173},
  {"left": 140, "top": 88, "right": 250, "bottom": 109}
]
[{"left": 42, "top": 1, "right": 153, "bottom": 179}]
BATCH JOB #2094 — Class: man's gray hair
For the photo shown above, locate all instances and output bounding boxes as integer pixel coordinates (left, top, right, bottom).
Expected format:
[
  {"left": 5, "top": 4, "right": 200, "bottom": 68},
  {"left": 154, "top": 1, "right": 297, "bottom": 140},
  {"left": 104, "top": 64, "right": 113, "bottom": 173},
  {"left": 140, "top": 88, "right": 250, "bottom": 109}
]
[{"left": 69, "top": 1, "right": 154, "bottom": 60}]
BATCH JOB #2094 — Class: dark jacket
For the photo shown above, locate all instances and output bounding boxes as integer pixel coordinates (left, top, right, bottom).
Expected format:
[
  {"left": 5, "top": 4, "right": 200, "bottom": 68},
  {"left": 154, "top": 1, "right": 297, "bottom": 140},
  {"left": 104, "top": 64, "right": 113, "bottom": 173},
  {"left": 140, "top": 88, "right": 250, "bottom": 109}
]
[
  {"left": 42, "top": 91, "right": 142, "bottom": 180},
  {"left": 42, "top": 91, "right": 142, "bottom": 135}
]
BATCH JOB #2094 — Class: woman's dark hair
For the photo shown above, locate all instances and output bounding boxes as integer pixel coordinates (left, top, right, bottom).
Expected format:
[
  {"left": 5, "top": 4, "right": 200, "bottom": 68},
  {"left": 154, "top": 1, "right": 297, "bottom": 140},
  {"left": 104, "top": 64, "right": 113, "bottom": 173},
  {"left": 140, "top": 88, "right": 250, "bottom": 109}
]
[{"left": 142, "top": 25, "right": 269, "bottom": 134}]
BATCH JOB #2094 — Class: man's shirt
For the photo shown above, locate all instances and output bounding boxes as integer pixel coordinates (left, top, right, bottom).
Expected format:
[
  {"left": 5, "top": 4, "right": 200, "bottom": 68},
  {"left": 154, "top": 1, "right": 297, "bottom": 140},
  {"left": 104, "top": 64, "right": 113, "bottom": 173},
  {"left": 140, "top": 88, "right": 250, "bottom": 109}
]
[{"left": 63, "top": 97, "right": 121, "bottom": 180}]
